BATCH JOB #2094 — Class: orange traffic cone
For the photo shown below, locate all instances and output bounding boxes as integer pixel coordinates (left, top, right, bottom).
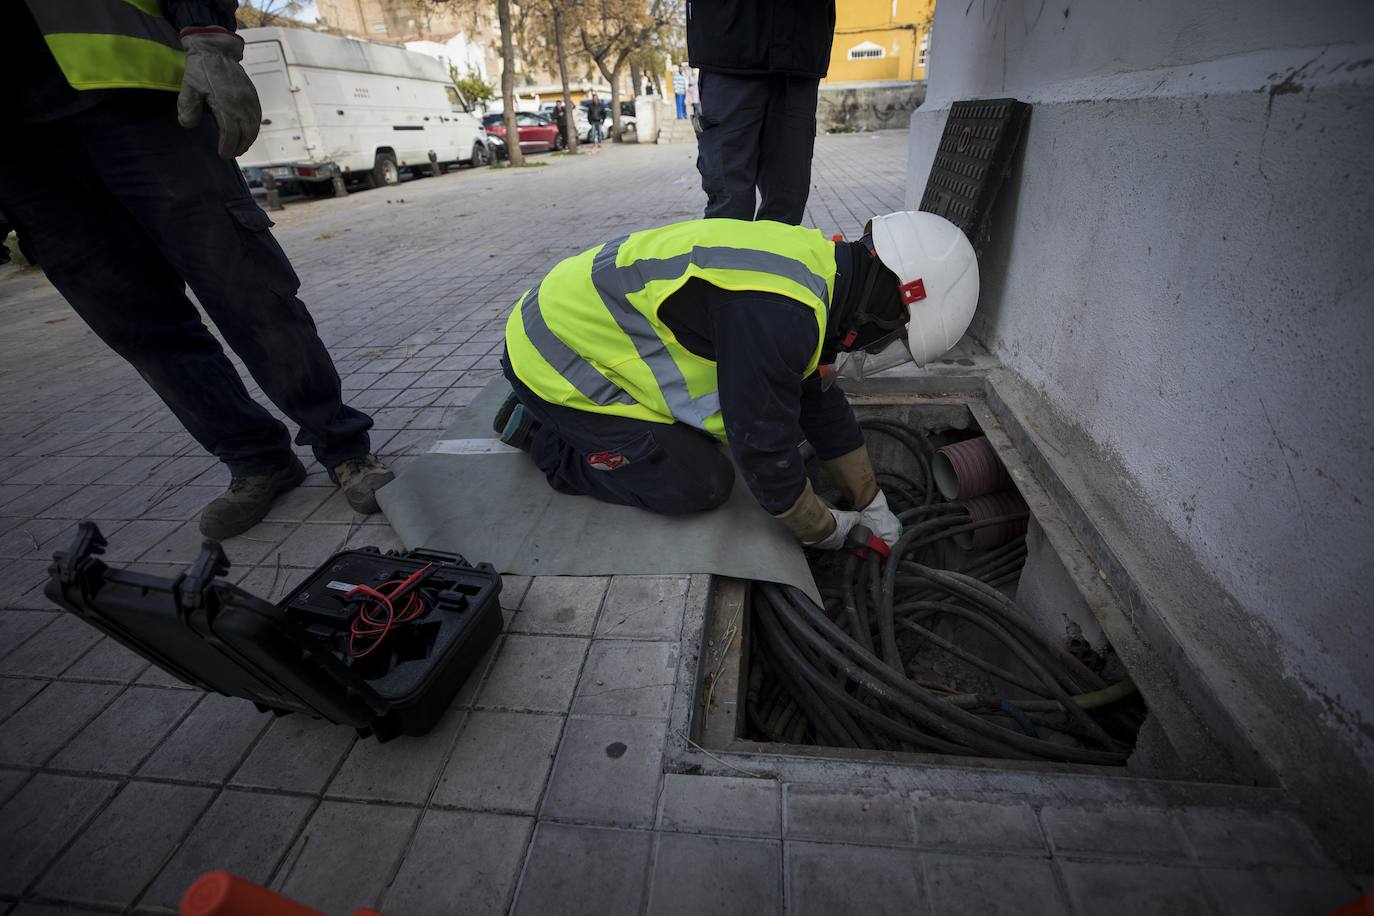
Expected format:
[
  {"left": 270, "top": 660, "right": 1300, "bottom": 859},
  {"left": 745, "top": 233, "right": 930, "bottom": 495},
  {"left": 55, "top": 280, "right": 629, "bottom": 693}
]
[{"left": 180, "top": 871, "right": 384, "bottom": 916}]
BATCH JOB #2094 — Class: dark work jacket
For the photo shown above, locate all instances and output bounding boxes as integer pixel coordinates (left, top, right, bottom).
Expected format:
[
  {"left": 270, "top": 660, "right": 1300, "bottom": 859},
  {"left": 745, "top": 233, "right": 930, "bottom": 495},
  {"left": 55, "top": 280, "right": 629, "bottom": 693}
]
[
  {"left": 686, "top": 0, "right": 837, "bottom": 79},
  {"left": 656, "top": 241, "right": 865, "bottom": 514}
]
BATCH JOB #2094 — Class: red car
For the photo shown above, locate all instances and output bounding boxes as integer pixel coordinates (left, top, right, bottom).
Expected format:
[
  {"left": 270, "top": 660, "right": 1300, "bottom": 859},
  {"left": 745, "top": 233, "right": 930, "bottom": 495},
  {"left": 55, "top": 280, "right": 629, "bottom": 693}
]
[{"left": 483, "top": 112, "right": 565, "bottom": 153}]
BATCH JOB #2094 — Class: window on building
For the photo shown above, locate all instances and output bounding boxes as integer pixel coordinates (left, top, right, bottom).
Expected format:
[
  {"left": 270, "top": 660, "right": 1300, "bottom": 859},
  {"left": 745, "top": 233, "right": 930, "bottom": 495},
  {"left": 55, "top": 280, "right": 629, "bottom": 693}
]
[
  {"left": 847, "top": 41, "right": 885, "bottom": 61},
  {"left": 919, "top": 32, "right": 930, "bottom": 68}
]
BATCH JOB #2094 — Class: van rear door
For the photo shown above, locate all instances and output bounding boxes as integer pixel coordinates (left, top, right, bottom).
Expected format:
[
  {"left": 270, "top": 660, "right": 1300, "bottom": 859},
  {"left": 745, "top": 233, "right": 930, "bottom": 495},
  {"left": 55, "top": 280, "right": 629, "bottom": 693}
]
[{"left": 239, "top": 38, "right": 311, "bottom": 168}]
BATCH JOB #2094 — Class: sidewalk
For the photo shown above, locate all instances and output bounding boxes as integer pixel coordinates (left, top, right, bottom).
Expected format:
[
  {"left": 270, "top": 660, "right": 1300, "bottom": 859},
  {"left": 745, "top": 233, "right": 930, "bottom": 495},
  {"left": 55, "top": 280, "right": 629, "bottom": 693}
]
[{"left": 0, "top": 133, "right": 1365, "bottom": 915}]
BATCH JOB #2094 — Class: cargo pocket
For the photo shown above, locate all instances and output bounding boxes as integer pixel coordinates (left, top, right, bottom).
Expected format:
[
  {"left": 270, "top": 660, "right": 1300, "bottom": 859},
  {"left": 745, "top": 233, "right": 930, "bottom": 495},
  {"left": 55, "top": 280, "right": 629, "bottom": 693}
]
[
  {"left": 584, "top": 428, "right": 662, "bottom": 472},
  {"left": 225, "top": 198, "right": 300, "bottom": 294}
]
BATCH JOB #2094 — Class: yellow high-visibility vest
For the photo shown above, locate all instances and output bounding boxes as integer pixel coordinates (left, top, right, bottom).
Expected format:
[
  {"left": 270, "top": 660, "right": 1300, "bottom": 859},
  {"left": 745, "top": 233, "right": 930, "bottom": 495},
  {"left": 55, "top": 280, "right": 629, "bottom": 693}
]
[
  {"left": 27, "top": 0, "right": 186, "bottom": 92},
  {"left": 505, "top": 218, "right": 836, "bottom": 439}
]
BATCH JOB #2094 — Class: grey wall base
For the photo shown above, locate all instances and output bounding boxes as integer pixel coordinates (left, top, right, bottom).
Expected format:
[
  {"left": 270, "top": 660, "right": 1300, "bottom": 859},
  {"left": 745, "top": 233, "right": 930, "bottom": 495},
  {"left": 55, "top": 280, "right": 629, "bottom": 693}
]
[{"left": 817, "top": 80, "right": 926, "bottom": 133}]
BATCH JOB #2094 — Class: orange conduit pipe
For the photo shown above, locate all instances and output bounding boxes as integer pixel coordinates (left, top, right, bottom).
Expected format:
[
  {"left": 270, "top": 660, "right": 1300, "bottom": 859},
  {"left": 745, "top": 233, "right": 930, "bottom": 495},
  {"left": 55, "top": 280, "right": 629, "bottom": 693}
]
[{"left": 180, "top": 871, "right": 384, "bottom": 916}]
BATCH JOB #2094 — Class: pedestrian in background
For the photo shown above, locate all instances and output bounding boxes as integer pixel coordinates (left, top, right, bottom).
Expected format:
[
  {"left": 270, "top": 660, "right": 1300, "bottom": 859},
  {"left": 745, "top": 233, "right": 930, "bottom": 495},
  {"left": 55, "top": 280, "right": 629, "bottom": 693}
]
[
  {"left": 0, "top": 0, "right": 394, "bottom": 538},
  {"left": 688, "top": 1, "right": 837, "bottom": 225},
  {"left": 552, "top": 99, "right": 568, "bottom": 149},
  {"left": 587, "top": 92, "right": 606, "bottom": 147},
  {"left": 672, "top": 65, "right": 689, "bottom": 120}
]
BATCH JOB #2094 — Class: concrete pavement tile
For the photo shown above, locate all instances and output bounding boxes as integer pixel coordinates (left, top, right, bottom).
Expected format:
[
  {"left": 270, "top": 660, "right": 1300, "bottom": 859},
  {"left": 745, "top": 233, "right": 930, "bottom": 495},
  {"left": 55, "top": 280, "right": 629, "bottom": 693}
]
[
  {"left": 36, "top": 781, "right": 214, "bottom": 908},
  {"left": 383, "top": 810, "right": 533, "bottom": 916},
  {"left": 541, "top": 715, "right": 667, "bottom": 828},
  {"left": 1, "top": 519, "right": 77, "bottom": 559},
  {"left": 784, "top": 785, "right": 914, "bottom": 846},
  {"left": 267, "top": 523, "right": 350, "bottom": 569},
  {"left": 60, "top": 635, "right": 150, "bottom": 682},
  {"left": 787, "top": 842, "right": 924, "bottom": 916},
  {"left": 1058, "top": 861, "right": 1214, "bottom": 915},
  {"left": 36, "top": 485, "right": 125, "bottom": 519},
  {"left": 94, "top": 519, "right": 182, "bottom": 562},
  {"left": 10, "top": 904, "right": 118, "bottom": 915},
  {"left": 0, "top": 559, "right": 56, "bottom": 609},
  {"left": 0, "top": 767, "right": 28, "bottom": 806},
  {"left": 136, "top": 661, "right": 198, "bottom": 689},
  {"left": 0, "top": 610, "right": 58, "bottom": 662},
  {"left": 658, "top": 774, "right": 781, "bottom": 837},
  {"left": 573, "top": 640, "right": 677, "bottom": 718},
  {"left": 327, "top": 705, "right": 465, "bottom": 804},
  {"left": 141, "top": 485, "right": 223, "bottom": 521},
  {"left": 1201, "top": 867, "right": 1363, "bottom": 915},
  {"left": 499, "top": 574, "right": 532, "bottom": 611},
  {"left": 139, "top": 693, "right": 270, "bottom": 783},
  {"left": 922, "top": 853, "right": 1065, "bottom": 915},
  {"left": 596, "top": 576, "right": 690, "bottom": 640},
  {"left": 647, "top": 833, "right": 781, "bottom": 916},
  {"left": 513, "top": 576, "right": 608, "bottom": 636},
  {"left": 0, "top": 773, "right": 120, "bottom": 896},
  {"left": 0, "top": 677, "right": 47, "bottom": 724},
  {"left": 274, "top": 801, "right": 420, "bottom": 914},
  {"left": 262, "top": 484, "right": 335, "bottom": 522},
  {"left": 476, "top": 634, "right": 588, "bottom": 713},
  {"left": 432, "top": 710, "right": 563, "bottom": 813},
  {"left": 913, "top": 798, "right": 1047, "bottom": 855},
  {"left": 1178, "top": 807, "right": 1329, "bottom": 867},
  {"left": 512, "top": 822, "right": 653, "bottom": 916},
  {"left": 141, "top": 789, "right": 315, "bottom": 910},
  {"left": 0, "top": 681, "right": 121, "bottom": 766},
  {"left": 1041, "top": 804, "right": 1193, "bottom": 861},
  {"left": 50, "top": 685, "right": 199, "bottom": 775},
  {"left": 231, "top": 714, "right": 357, "bottom": 794}
]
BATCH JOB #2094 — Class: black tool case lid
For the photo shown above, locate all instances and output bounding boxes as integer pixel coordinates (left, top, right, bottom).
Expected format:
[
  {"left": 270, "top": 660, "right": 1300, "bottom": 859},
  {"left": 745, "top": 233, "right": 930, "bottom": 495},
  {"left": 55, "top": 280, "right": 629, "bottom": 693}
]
[{"left": 45, "top": 524, "right": 391, "bottom": 728}]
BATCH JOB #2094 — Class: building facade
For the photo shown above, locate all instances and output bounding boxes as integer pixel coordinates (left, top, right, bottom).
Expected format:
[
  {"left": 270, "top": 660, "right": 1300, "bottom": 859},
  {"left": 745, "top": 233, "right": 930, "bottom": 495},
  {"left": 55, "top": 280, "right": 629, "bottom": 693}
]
[{"left": 825, "top": 0, "right": 935, "bottom": 83}]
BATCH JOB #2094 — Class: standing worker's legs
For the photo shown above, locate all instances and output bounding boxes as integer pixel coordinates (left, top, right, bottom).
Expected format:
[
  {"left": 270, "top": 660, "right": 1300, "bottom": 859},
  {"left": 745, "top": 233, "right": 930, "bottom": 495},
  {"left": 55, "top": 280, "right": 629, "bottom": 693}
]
[
  {"left": 755, "top": 76, "right": 820, "bottom": 225},
  {"left": 501, "top": 371, "right": 735, "bottom": 515},
  {"left": 64, "top": 96, "right": 375, "bottom": 475},
  {"left": 0, "top": 121, "right": 300, "bottom": 477},
  {"left": 696, "top": 72, "right": 770, "bottom": 221}
]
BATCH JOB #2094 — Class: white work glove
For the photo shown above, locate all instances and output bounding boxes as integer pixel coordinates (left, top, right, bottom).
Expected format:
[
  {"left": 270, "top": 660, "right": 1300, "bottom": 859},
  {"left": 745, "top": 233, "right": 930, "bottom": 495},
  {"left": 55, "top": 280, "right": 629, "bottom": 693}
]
[
  {"left": 859, "top": 490, "right": 902, "bottom": 548},
  {"left": 177, "top": 28, "right": 263, "bottom": 159},
  {"left": 809, "top": 507, "right": 862, "bottom": 551}
]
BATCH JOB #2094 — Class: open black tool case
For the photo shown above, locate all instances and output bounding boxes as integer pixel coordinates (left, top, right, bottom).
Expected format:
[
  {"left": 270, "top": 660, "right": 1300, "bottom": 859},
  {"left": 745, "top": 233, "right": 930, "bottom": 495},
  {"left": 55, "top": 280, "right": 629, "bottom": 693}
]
[{"left": 44, "top": 522, "right": 503, "bottom": 741}]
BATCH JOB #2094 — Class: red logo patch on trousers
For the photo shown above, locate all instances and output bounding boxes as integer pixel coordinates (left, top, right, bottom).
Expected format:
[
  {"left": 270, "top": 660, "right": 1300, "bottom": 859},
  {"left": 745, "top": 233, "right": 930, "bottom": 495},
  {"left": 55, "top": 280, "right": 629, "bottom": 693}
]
[{"left": 587, "top": 450, "right": 628, "bottom": 471}]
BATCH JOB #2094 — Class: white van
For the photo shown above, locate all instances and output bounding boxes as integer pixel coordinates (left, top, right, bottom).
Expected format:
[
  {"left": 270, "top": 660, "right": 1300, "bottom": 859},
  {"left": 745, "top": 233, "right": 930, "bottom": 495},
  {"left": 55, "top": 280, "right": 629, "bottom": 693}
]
[{"left": 238, "top": 27, "right": 494, "bottom": 193}]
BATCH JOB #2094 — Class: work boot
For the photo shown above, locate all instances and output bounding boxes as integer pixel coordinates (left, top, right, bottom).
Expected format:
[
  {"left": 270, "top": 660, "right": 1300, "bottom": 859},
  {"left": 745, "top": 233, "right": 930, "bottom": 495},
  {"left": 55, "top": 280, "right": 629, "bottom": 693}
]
[
  {"left": 330, "top": 453, "right": 394, "bottom": 514},
  {"left": 199, "top": 457, "right": 307, "bottom": 539},
  {"left": 493, "top": 392, "right": 540, "bottom": 451}
]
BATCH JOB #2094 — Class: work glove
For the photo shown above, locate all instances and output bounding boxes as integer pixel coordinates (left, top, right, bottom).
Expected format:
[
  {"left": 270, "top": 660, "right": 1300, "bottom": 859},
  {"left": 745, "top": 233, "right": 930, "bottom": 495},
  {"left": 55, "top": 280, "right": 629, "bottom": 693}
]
[
  {"left": 857, "top": 490, "right": 902, "bottom": 549},
  {"left": 774, "top": 479, "right": 861, "bottom": 551},
  {"left": 177, "top": 28, "right": 263, "bottom": 159}
]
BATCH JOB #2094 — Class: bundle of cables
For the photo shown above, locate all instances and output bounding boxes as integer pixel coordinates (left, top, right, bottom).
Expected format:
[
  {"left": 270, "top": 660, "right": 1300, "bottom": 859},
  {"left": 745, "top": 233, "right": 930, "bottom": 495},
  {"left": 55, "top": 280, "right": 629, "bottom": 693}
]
[
  {"left": 747, "top": 419, "right": 1142, "bottom": 766},
  {"left": 345, "top": 563, "right": 434, "bottom": 659}
]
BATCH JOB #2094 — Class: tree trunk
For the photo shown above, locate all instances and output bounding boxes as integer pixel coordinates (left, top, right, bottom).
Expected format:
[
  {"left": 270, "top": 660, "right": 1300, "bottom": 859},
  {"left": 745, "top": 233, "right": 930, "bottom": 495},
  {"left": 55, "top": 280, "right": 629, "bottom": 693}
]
[
  {"left": 553, "top": 4, "right": 577, "bottom": 154},
  {"left": 497, "top": 0, "right": 524, "bottom": 166},
  {"left": 629, "top": 59, "right": 641, "bottom": 99}
]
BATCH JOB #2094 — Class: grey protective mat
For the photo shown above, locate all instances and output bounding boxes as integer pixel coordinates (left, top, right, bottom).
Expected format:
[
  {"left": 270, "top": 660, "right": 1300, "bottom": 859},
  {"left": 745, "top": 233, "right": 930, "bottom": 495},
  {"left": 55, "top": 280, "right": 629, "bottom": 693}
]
[{"left": 377, "top": 380, "right": 820, "bottom": 601}]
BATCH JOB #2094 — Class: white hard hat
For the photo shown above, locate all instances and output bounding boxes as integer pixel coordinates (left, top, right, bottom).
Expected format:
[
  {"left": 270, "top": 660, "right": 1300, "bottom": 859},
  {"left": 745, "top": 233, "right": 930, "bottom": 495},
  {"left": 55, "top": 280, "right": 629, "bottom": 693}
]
[{"left": 867, "top": 211, "right": 979, "bottom": 366}]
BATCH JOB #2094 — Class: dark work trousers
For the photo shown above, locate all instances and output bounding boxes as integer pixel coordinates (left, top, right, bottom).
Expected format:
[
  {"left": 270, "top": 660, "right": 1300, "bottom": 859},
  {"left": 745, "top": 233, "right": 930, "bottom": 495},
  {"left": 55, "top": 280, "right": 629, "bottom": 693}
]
[
  {"left": 503, "top": 360, "right": 735, "bottom": 515},
  {"left": 695, "top": 71, "right": 820, "bottom": 225},
  {"left": 0, "top": 95, "right": 372, "bottom": 477}
]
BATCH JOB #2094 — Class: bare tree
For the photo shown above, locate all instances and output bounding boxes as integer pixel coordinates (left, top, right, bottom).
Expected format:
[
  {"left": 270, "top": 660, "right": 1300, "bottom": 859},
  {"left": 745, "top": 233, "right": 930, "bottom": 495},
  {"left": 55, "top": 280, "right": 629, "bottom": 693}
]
[
  {"left": 496, "top": 0, "right": 526, "bottom": 165},
  {"left": 548, "top": 0, "right": 581, "bottom": 154},
  {"left": 238, "top": 0, "right": 305, "bottom": 27},
  {"left": 579, "top": 0, "right": 680, "bottom": 141}
]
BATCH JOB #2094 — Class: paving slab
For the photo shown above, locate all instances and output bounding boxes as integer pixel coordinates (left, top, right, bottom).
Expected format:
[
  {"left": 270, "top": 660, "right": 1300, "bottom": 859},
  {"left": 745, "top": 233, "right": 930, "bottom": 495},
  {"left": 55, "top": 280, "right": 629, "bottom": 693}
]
[
  {"left": 327, "top": 704, "right": 465, "bottom": 804},
  {"left": 922, "top": 853, "right": 1066, "bottom": 915},
  {"left": 431, "top": 709, "right": 563, "bottom": 813},
  {"left": 573, "top": 640, "right": 678, "bottom": 718},
  {"left": 0, "top": 773, "right": 119, "bottom": 896},
  {"left": 647, "top": 833, "right": 782, "bottom": 916},
  {"left": 0, "top": 677, "right": 47, "bottom": 724},
  {"left": 35, "top": 781, "right": 214, "bottom": 908},
  {"left": 784, "top": 784, "right": 914, "bottom": 847},
  {"left": 0, "top": 614, "right": 103, "bottom": 677},
  {"left": 58, "top": 635, "right": 150, "bottom": 682},
  {"left": 140, "top": 789, "right": 315, "bottom": 910},
  {"left": 0, "top": 611, "right": 58, "bottom": 663},
  {"left": 512, "top": 576, "right": 609, "bottom": 636},
  {"left": 476, "top": 634, "right": 588, "bottom": 713},
  {"left": 596, "top": 575, "right": 691, "bottom": 640},
  {"left": 542, "top": 715, "right": 668, "bottom": 828},
  {"left": 1178, "top": 807, "right": 1328, "bottom": 867},
  {"left": 512, "top": 822, "right": 654, "bottom": 916},
  {"left": 273, "top": 800, "right": 419, "bottom": 914},
  {"left": 1201, "top": 866, "right": 1365, "bottom": 915},
  {"left": 658, "top": 774, "right": 782, "bottom": 838},
  {"left": 913, "top": 797, "right": 1047, "bottom": 855},
  {"left": 786, "top": 841, "right": 924, "bottom": 916},
  {"left": 0, "top": 681, "right": 121, "bottom": 767},
  {"left": 382, "top": 810, "right": 533, "bottom": 916},
  {"left": 1041, "top": 804, "right": 1193, "bottom": 862},
  {"left": 1058, "top": 860, "right": 1214, "bottom": 915},
  {"left": 138, "top": 693, "right": 270, "bottom": 784},
  {"left": 231, "top": 714, "right": 357, "bottom": 794},
  {"left": 49, "top": 685, "right": 199, "bottom": 775}
]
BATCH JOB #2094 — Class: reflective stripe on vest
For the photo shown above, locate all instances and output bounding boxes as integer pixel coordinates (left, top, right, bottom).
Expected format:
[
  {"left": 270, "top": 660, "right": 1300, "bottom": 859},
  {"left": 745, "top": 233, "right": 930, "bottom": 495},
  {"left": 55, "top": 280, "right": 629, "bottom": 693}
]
[
  {"left": 26, "top": 0, "right": 185, "bottom": 92},
  {"left": 505, "top": 219, "right": 835, "bottom": 438}
]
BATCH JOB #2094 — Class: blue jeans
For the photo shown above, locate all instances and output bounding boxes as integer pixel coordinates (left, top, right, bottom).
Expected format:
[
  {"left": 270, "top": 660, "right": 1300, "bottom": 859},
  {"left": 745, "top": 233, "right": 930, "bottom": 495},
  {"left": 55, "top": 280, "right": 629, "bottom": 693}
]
[
  {"left": 0, "top": 95, "right": 373, "bottom": 476},
  {"left": 589, "top": 122, "right": 604, "bottom": 144},
  {"left": 675, "top": 92, "right": 688, "bottom": 119}
]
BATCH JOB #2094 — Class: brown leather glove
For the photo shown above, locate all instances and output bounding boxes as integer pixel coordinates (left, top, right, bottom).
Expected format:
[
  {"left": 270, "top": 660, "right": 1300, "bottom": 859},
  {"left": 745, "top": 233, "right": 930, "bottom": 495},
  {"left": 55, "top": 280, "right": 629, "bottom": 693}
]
[{"left": 821, "top": 445, "right": 879, "bottom": 509}]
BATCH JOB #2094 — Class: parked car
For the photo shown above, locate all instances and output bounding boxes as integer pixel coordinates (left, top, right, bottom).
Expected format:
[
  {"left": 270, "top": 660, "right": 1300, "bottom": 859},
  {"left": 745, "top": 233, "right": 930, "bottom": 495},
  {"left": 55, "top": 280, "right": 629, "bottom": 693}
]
[
  {"left": 577, "top": 99, "right": 636, "bottom": 140},
  {"left": 537, "top": 100, "right": 591, "bottom": 140},
  {"left": 483, "top": 111, "right": 565, "bottom": 153}
]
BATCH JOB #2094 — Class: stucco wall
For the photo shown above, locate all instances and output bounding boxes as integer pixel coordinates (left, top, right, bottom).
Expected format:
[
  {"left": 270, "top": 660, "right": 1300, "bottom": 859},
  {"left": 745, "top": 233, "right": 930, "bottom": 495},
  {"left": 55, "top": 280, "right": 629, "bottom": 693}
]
[{"left": 906, "top": 0, "right": 1374, "bottom": 860}]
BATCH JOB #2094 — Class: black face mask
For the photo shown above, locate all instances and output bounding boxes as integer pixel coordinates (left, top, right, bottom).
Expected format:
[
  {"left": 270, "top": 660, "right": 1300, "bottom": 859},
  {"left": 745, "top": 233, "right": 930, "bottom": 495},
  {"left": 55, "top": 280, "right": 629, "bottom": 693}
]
[{"left": 837, "top": 236, "right": 907, "bottom": 353}]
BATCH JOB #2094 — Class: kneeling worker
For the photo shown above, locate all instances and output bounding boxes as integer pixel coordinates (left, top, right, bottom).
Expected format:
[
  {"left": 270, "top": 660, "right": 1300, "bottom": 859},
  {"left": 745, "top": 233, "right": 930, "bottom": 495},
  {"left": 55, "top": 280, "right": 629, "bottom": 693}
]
[{"left": 496, "top": 212, "right": 979, "bottom": 551}]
